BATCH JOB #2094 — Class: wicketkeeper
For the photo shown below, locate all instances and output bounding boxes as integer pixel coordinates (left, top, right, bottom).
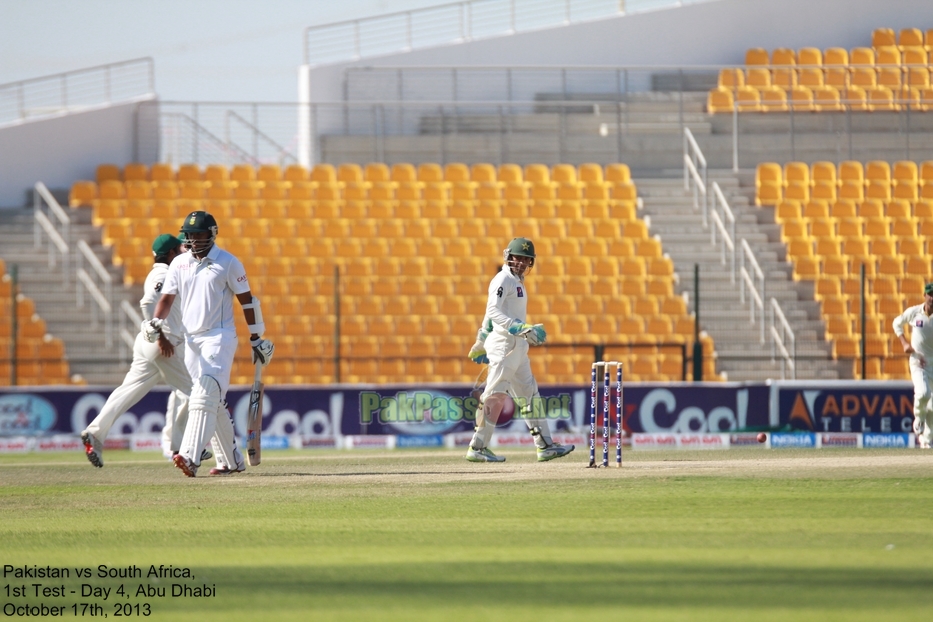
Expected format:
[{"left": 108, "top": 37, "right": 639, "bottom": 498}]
[
  {"left": 893, "top": 282, "right": 933, "bottom": 449},
  {"left": 145, "top": 211, "right": 274, "bottom": 477},
  {"left": 465, "top": 237, "right": 574, "bottom": 463}
]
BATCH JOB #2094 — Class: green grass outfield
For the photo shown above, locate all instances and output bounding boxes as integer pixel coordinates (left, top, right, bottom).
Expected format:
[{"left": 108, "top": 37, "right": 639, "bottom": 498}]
[{"left": 1, "top": 448, "right": 932, "bottom": 621}]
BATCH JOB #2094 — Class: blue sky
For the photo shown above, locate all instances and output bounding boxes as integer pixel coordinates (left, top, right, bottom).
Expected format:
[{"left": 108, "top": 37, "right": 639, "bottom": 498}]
[{"left": 0, "top": 0, "right": 443, "bottom": 102}]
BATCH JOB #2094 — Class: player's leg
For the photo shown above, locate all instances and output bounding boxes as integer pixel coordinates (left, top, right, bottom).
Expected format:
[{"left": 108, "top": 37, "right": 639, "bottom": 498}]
[
  {"left": 466, "top": 334, "right": 520, "bottom": 462},
  {"left": 911, "top": 361, "right": 932, "bottom": 448},
  {"left": 155, "top": 349, "right": 196, "bottom": 457},
  {"left": 197, "top": 329, "right": 245, "bottom": 474},
  {"left": 510, "top": 358, "right": 574, "bottom": 462},
  {"left": 82, "top": 334, "right": 161, "bottom": 467},
  {"left": 918, "top": 367, "right": 933, "bottom": 449}
]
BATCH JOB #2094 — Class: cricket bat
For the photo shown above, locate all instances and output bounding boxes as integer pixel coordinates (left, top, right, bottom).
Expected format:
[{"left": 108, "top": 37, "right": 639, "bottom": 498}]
[{"left": 246, "top": 361, "right": 264, "bottom": 466}]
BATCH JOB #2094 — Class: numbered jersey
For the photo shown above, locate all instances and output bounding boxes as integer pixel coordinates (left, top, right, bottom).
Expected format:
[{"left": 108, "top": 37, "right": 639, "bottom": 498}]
[{"left": 484, "top": 265, "right": 528, "bottom": 337}]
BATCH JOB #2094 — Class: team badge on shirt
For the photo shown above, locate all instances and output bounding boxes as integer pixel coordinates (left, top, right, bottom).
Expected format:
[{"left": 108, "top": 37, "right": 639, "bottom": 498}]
[
  {"left": 517, "top": 286, "right": 524, "bottom": 297},
  {"left": 916, "top": 319, "right": 924, "bottom": 328}
]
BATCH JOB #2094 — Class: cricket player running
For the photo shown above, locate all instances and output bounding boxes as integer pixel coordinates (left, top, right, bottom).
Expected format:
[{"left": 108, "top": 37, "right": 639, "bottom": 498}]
[
  {"left": 144, "top": 211, "right": 274, "bottom": 477},
  {"left": 893, "top": 282, "right": 933, "bottom": 449},
  {"left": 81, "top": 234, "right": 197, "bottom": 467},
  {"left": 465, "top": 237, "right": 574, "bottom": 462}
]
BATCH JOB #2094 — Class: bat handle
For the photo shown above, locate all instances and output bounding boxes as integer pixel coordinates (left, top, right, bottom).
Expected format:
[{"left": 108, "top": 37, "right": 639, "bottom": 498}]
[{"left": 254, "top": 361, "right": 263, "bottom": 382}]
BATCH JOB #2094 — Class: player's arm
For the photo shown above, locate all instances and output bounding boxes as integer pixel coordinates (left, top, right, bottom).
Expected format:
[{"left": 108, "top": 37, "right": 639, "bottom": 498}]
[
  {"left": 468, "top": 317, "right": 493, "bottom": 364},
  {"left": 236, "top": 290, "right": 274, "bottom": 366},
  {"left": 892, "top": 308, "right": 914, "bottom": 354},
  {"left": 142, "top": 294, "right": 176, "bottom": 343}
]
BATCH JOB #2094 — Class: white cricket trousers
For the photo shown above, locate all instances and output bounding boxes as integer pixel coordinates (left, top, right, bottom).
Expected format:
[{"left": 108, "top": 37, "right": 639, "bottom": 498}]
[
  {"left": 909, "top": 357, "right": 933, "bottom": 448},
  {"left": 85, "top": 333, "right": 191, "bottom": 440}
]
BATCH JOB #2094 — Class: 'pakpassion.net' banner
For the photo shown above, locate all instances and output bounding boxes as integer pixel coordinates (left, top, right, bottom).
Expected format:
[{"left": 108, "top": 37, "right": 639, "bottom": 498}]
[{"left": 0, "top": 381, "right": 912, "bottom": 438}]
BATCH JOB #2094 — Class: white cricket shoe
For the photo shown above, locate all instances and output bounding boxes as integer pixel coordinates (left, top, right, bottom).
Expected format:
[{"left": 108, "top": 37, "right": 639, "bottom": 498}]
[
  {"left": 466, "top": 445, "right": 506, "bottom": 462},
  {"left": 209, "top": 457, "right": 246, "bottom": 476},
  {"left": 537, "top": 442, "right": 575, "bottom": 462},
  {"left": 81, "top": 431, "right": 103, "bottom": 468}
]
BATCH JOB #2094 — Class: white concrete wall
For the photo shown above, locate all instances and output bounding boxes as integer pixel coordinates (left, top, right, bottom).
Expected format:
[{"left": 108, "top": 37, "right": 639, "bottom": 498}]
[
  {"left": 0, "top": 100, "right": 158, "bottom": 208},
  {"left": 303, "top": 0, "right": 933, "bottom": 103}
]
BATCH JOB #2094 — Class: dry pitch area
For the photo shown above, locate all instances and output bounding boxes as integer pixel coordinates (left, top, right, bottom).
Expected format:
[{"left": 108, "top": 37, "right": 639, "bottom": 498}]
[{"left": 2, "top": 448, "right": 932, "bottom": 621}]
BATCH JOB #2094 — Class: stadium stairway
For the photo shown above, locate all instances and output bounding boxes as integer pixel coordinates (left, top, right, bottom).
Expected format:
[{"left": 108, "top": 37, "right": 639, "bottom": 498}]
[
  {"left": 636, "top": 172, "right": 850, "bottom": 381},
  {"left": 0, "top": 207, "right": 137, "bottom": 385}
]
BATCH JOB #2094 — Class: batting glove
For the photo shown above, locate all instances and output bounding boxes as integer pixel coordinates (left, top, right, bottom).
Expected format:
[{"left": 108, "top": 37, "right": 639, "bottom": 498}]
[
  {"left": 141, "top": 318, "right": 164, "bottom": 343},
  {"left": 250, "top": 337, "right": 275, "bottom": 366},
  {"left": 468, "top": 339, "right": 489, "bottom": 364}
]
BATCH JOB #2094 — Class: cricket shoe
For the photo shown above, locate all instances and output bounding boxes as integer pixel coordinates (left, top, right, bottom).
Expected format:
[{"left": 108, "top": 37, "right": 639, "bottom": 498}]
[
  {"left": 209, "top": 459, "right": 246, "bottom": 476},
  {"left": 173, "top": 454, "right": 198, "bottom": 478},
  {"left": 81, "top": 431, "right": 103, "bottom": 468},
  {"left": 200, "top": 449, "right": 213, "bottom": 462},
  {"left": 466, "top": 445, "right": 506, "bottom": 462},
  {"left": 537, "top": 442, "right": 575, "bottom": 462}
]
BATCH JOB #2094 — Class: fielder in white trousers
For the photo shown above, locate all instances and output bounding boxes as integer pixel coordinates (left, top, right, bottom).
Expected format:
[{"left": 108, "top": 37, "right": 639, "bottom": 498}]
[
  {"left": 893, "top": 282, "right": 933, "bottom": 449},
  {"left": 82, "top": 235, "right": 193, "bottom": 467}
]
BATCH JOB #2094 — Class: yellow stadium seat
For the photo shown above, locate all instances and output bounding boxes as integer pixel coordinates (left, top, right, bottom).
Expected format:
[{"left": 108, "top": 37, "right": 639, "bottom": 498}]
[
  {"left": 813, "top": 85, "right": 843, "bottom": 111},
  {"left": 707, "top": 86, "right": 734, "bottom": 115},
  {"left": 745, "top": 48, "right": 769, "bottom": 66},
  {"left": 798, "top": 47, "right": 823, "bottom": 67},
  {"left": 789, "top": 86, "right": 814, "bottom": 111},
  {"left": 851, "top": 47, "right": 876, "bottom": 66},
  {"left": 718, "top": 68, "right": 744, "bottom": 90},
  {"left": 867, "top": 86, "right": 896, "bottom": 111}
]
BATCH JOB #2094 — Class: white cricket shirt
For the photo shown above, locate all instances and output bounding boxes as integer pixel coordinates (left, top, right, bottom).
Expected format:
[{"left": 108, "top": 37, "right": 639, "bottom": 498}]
[
  {"left": 141, "top": 262, "right": 185, "bottom": 345},
  {"left": 162, "top": 244, "right": 251, "bottom": 335},
  {"left": 893, "top": 303, "right": 933, "bottom": 362},
  {"left": 484, "top": 264, "right": 529, "bottom": 337}
]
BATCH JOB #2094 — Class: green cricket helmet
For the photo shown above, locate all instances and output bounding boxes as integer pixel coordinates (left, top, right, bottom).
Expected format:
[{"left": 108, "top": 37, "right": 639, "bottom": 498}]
[
  {"left": 179, "top": 210, "right": 218, "bottom": 256},
  {"left": 503, "top": 237, "right": 536, "bottom": 276}
]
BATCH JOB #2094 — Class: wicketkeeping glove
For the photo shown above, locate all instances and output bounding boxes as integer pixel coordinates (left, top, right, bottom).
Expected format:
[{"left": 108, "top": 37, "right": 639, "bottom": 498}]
[
  {"left": 250, "top": 337, "right": 275, "bottom": 366},
  {"left": 468, "top": 339, "right": 489, "bottom": 364},
  {"left": 508, "top": 321, "right": 547, "bottom": 346},
  {"left": 141, "top": 318, "right": 164, "bottom": 343}
]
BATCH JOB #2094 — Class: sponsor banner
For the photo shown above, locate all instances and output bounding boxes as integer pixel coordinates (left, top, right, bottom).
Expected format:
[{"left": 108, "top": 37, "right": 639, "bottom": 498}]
[
  {"left": 300, "top": 436, "right": 337, "bottom": 449},
  {"left": 344, "top": 435, "right": 395, "bottom": 449},
  {"left": 446, "top": 432, "right": 474, "bottom": 448},
  {"left": 260, "top": 435, "right": 290, "bottom": 450},
  {"left": 396, "top": 434, "right": 444, "bottom": 448},
  {"left": 772, "top": 381, "right": 914, "bottom": 433},
  {"left": 631, "top": 433, "right": 678, "bottom": 450},
  {"left": 730, "top": 433, "right": 766, "bottom": 446},
  {"left": 623, "top": 384, "right": 770, "bottom": 435},
  {"left": 130, "top": 435, "right": 161, "bottom": 452},
  {"left": 553, "top": 433, "right": 589, "bottom": 447},
  {"left": 492, "top": 432, "right": 536, "bottom": 447},
  {"left": 105, "top": 438, "right": 131, "bottom": 451},
  {"left": 0, "top": 437, "right": 32, "bottom": 452},
  {"left": 819, "top": 433, "right": 861, "bottom": 448},
  {"left": 769, "top": 432, "right": 817, "bottom": 448},
  {"left": 862, "top": 433, "right": 913, "bottom": 449},
  {"left": 631, "top": 433, "right": 729, "bottom": 450},
  {"left": 35, "top": 435, "right": 83, "bottom": 452}
]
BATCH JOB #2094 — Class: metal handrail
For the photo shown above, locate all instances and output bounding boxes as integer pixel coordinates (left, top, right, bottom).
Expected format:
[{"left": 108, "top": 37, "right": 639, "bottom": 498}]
[
  {"left": 33, "top": 211, "right": 70, "bottom": 285},
  {"left": 769, "top": 297, "right": 796, "bottom": 380},
  {"left": 119, "top": 299, "right": 143, "bottom": 355},
  {"left": 302, "top": 0, "right": 678, "bottom": 65},
  {"left": 683, "top": 127, "right": 708, "bottom": 226},
  {"left": 225, "top": 110, "right": 299, "bottom": 167},
  {"left": 739, "top": 238, "right": 766, "bottom": 343},
  {"left": 0, "top": 57, "right": 154, "bottom": 127},
  {"left": 76, "top": 240, "right": 114, "bottom": 348},
  {"left": 710, "top": 181, "right": 736, "bottom": 281}
]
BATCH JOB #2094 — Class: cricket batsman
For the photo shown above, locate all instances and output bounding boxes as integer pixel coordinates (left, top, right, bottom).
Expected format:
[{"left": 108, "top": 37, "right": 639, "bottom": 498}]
[
  {"left": 144, "top": 211, "right": 274, "bottom": 477},
  {"left": 465, "top": 237, "right": 574, "bottom": 462}
]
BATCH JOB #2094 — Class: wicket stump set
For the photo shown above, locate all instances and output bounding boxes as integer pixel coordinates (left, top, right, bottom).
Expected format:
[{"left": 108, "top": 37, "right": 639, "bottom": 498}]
[{"left": 588, "top": 361, "right": 623, "bottom": 468}]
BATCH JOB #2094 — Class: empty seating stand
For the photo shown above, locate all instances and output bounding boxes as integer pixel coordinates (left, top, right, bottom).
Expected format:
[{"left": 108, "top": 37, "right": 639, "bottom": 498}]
[{"left": 69, "top": 162, "right": 719, "bottom": 385}]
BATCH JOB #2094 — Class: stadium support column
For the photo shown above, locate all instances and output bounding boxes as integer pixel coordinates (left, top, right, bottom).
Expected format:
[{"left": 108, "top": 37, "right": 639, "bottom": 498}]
[
  {"left": 298, "top": 65, "right": 314, "bottom": 168},
  {"left": 693, "top": 263, "right": 703, "bottom": 382}
]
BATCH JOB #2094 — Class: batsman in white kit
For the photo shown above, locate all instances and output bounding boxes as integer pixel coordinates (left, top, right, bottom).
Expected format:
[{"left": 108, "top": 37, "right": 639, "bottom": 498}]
[
  {"left": 144, "top": 211, "right": 274, "bottom": 477},
  {"left": 466, "top": 237, "right": 574, "bottom": 462},
  {"left": 81, "top": 234, "right": 196, "bottom": 467},
  {"left": 893, "top": 281, "right": 933, "bottom": 449}
]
